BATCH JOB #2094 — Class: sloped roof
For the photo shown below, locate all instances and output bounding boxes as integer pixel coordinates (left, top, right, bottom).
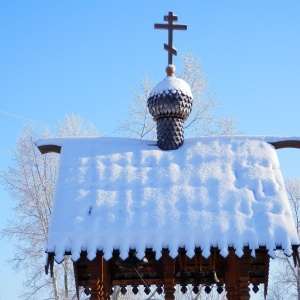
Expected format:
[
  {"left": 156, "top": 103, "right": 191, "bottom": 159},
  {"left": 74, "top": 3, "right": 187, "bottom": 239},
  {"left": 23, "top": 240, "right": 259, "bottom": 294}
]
[{"left": 36, "top": 136, "right": 300, "bottom": 263}]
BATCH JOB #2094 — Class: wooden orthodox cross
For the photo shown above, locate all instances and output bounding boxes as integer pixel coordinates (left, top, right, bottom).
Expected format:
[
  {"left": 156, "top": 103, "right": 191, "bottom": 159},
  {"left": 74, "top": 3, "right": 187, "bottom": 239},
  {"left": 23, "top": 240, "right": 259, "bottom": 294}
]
[{"left": 154, "top": 11, "right": 187, "bottom": 65}]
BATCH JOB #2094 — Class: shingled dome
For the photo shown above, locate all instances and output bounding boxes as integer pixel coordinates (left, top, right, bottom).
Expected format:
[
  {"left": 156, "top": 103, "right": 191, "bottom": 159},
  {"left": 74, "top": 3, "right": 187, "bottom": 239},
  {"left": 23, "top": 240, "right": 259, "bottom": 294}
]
[{"left": 147, "top": 65, "right": 193, "bottom": 150}]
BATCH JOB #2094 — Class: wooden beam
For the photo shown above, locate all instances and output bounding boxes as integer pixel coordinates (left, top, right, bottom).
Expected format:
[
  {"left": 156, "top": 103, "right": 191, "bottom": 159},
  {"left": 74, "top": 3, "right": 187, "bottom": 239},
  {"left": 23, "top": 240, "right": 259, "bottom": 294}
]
[
  {"left": 112, "top": 278, "right": 163, "bottom": 285},
  {"left": 225, "top": 249, "right": 239, "bottom": 300},
  {"left": 239, "top": 248, "right": 251, "bottom": 300},
  {"left": 36, "top": 139, "right": 300, "bottom": 155},
  {"left": 161, "top": 249, "right": 176, "bottom": 300},
  {"left": 37, "top": 144, "right": 61, "bottom": 154},
  {"left": 269, "top": 140, "right": 300, "bottom": 150}
]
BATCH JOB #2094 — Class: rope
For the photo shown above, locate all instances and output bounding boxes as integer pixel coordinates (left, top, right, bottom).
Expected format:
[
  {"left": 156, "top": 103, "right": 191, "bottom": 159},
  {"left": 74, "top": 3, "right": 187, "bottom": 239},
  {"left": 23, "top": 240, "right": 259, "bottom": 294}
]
[
  {"left": 0, "top": 110, "right": 57, "bottom": 128},
  {"left": 134, "top": 267, "right": 158, "bottom": 299}
]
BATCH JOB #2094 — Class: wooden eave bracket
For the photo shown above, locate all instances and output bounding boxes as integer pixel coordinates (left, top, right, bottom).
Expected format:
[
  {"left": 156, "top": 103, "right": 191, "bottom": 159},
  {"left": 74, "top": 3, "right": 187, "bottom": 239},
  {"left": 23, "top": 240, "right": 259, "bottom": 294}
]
[
  {"left": 38, "top": 144, "right": 61, "bottom": 154},
  {"left": 269, "top": 140, "right": 300, "bottom": 150}
]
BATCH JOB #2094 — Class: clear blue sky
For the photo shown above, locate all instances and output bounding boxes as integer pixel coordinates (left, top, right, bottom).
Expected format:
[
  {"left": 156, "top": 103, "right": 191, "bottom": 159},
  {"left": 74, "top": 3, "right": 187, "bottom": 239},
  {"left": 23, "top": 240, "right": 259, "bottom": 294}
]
[{"left": 0, "top": 1, "right": 300, "bottom": 299}]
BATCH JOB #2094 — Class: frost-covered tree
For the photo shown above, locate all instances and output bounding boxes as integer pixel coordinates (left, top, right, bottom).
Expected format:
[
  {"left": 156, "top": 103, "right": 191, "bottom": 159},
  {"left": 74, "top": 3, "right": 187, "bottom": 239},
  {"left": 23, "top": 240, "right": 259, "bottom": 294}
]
[
  {"left": 116, "top": 50, "right": 238, "bottom": 139},
  {"left": 266, "top": 177, "right": 300, "bottom": 300},
  {"left": 0, "top": 114, "right": 101, "bottom": 300},
  {"left": 116, "top": 75, "right": 156, "bottom": 140}
]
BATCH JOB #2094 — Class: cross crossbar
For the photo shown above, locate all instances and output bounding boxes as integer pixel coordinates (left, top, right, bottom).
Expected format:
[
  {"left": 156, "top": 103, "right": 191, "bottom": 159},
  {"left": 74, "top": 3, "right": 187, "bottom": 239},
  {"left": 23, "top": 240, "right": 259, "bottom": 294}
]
[
  {"left": 154, "top": 11, "right": 187, "bottom": 65},
  {"left": 154, "top": 24, "right": 187, "bottom": 30}
]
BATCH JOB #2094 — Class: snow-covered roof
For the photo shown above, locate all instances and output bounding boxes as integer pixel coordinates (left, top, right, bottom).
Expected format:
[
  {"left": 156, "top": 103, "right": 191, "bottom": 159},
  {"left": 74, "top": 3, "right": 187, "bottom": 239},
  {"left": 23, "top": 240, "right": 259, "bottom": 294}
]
[{"left": 36, "top": 136, "right": 300, "bottom": 263}]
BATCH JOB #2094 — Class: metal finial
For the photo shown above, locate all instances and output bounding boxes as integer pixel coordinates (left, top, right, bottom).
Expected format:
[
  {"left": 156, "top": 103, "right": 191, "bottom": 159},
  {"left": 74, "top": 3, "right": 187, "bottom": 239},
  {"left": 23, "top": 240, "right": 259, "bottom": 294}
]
[
  {"left": 154, "top": 11, "right": 187, "bottom": 65},
  {"left": 166, "top": 64, "right": 175, "bottom": 76}
]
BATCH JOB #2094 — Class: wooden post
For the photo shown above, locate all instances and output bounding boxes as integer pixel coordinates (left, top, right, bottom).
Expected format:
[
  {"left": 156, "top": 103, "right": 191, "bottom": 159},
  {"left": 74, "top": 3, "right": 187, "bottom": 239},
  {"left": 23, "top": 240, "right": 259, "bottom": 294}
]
[
  {"left": 238, "top": 248, "right": 251, "bottom": 300},
  {"left": 225, "top": 248, "right": 250, "bottom": 300},
  {"left": 225, "top": 249, "right": 239, "bottom": 300},
  {"left": 161, "top": 249, "right": 176, "bottom": 300},
  {"left": 90, "top": 253, "right": 110, "bottom": 300},
  {"left": 263, "top": 251, "right": 270, "bottom": 299}
]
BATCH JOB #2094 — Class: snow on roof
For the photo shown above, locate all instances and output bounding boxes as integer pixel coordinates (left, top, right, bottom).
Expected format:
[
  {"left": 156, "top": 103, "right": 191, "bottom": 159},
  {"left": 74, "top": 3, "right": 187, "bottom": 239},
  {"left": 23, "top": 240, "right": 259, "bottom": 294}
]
[
  {"left": 37, "top": 136, "right": 300, "bottom": 263},
  {"left": 149, "top": 75, "right": 193, "bottom": 98}
]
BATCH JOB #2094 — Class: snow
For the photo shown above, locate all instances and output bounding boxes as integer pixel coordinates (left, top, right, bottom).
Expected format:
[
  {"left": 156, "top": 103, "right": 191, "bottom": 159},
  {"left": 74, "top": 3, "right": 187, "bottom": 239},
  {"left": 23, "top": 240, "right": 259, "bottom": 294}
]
[
  {"left": 37, "top": 136, "right": 300, "bottom": 263},
  {"left": 149, "top": 75, "right": 193, "bottom": 98}
]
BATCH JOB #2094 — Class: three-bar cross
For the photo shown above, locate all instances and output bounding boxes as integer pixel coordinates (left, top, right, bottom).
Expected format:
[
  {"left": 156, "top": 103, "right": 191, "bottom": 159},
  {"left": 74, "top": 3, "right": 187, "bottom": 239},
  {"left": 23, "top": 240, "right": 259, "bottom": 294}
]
[{"left": 154, "top": 11, "right": 187, "bottom": 65}]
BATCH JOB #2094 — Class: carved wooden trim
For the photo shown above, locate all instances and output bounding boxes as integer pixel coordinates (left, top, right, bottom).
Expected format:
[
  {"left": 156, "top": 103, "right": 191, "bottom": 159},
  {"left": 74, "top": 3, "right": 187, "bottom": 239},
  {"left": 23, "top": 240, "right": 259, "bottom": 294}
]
[
  {"left": 69, "top": 246, "right": 286, "bottom": 299},
  {"left": 98, "top": 254, "right": 110, "bottom": 300}
]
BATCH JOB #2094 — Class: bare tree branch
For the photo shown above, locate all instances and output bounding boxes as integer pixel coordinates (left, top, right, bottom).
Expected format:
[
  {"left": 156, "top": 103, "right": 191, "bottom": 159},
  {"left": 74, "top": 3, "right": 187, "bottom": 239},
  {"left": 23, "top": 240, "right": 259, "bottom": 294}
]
[
  {"left": 267, "top": 177, "right": 300, "bottom": 300},
  {"left": 1, "top": 114, "right": 101, "bottom": 299}
]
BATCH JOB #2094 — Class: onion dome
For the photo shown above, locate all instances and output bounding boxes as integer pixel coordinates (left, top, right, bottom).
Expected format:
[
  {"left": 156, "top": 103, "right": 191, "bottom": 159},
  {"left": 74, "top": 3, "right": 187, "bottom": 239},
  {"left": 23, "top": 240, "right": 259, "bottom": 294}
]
[{"left": 147, "top": 65, "right": 193, "bottom": 150}]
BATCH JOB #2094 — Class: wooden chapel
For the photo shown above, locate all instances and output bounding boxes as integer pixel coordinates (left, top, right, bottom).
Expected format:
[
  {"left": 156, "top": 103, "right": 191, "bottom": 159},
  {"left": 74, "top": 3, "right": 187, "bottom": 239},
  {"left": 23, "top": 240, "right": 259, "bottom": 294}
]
[
  {"left": 39, "top": 137, "right": 300, "bottom": 300},
  {"left": 38, "top": 11, "right": 300, "bottom": 300}
]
